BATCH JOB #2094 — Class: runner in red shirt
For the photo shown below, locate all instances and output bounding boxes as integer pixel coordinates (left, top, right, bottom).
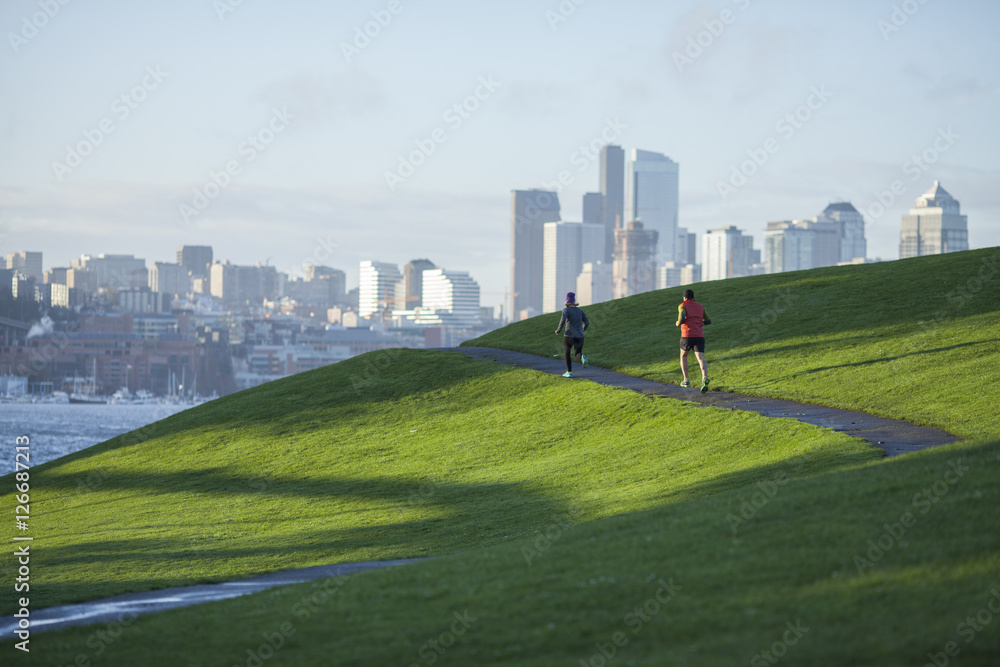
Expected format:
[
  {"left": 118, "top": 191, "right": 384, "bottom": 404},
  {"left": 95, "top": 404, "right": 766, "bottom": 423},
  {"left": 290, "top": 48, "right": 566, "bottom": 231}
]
[{"left": 675, "top": 289, "right": 712, "bottom": 393}]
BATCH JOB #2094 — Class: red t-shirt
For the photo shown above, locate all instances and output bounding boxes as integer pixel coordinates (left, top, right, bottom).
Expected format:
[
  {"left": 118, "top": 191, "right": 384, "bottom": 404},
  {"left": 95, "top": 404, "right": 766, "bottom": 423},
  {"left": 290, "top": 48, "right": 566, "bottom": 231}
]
[{"left": 678, "top": 299, "right": 706, "bottom": 338}]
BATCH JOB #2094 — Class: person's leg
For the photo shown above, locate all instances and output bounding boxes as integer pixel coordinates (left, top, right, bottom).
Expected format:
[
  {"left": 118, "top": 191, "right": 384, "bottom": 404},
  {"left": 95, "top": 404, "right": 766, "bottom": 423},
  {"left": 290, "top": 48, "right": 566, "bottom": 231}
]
[
  {"left": 563, "top": 337, "right": 573, "bottom": 373},
  {"left": 574, "top": 338, "right": 584, "bottom": 362},
  {"left": 695, "top": 351, "right": 708, "bottom": 380},
  {"left": 679, "top": 348, "right": 689, "bottom": 383}
]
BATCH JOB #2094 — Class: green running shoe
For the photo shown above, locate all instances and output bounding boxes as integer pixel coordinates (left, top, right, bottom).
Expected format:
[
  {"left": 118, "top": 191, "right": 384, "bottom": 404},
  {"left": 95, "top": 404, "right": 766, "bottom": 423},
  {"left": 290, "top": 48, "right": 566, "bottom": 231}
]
[
  {"left": 680, "top": 379, "right": 690, "bottom": 388},
  {"left": 701, "top": 377, "right": 710, "bottom": 393}
]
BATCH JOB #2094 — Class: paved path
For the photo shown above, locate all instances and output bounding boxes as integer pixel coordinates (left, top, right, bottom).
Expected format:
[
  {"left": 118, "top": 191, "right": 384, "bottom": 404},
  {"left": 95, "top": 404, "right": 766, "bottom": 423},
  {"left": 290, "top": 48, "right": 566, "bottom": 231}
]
[
  {"left": 2, "top": 559, "right": 420, "bottom": 637},
  {"left": 451, "top": 346, "right": 961, "bottom": 457}
]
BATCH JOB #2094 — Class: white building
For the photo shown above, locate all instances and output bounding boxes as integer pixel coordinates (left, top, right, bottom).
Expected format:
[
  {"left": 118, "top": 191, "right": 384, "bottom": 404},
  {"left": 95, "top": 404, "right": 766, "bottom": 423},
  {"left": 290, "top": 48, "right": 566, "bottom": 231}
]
[
  {"left": 576, "top": 261, "right": 613, "bottom": 306},
  {"left": 358, "top": 260, "right": 403, "bottom": 321},
  {"left": 626, "top": 149, "right": 679, "bottom": 264},
  {"left": 899, "top": 181, "right": 969, "bottom": 258},
  {"left": 6, "top": 251, "right": 43, "bottom": 283},
  {"left": 764, "top": 202, "right": 867, "bottom": 274},
  {"left": 703, "top": 226, "right": 760, "bottom": 282},
  {"left": 542, "top": 221, "right": 604, "bottom": 313},
  {"left": 415, "top": 269, "right": 481, "bottom": 328},
  {"left": 818, "top": 202, "right": 866, "bottom": 263}
]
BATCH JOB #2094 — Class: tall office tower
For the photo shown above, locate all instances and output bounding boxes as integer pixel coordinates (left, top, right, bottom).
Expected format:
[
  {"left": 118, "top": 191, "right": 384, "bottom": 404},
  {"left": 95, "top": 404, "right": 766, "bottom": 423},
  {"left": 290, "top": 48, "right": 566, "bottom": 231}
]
[
  {"left": 816, "top": 202, "right": 866, "bottom": 263},
  {"left": 582, "top": 192, "right": 603, "bottom": 227},
  {"left": 899, "top": 181, "right": 969, "bottom": 258},
  {"left": 542, "top": 221, "right": 605, "bottom": 313},
  {"left": 6, "top": 251, "right": 43, "bottom": 283},
  {"left": 599, "top": 145, "right": 625, "bottom": 263},
  {"left": 703, "top": 226, "right": 759, "bottom": 281},
  {"left": 149, "top": 262, "right": 191, "bottom": 295},
  {"left": 576, "top": 261, "right": 613, "bottom": 306},
  {"left": 417, "top": 269, "right": 481, "bottom": 328},
  {"left": 676, "top": 227, "right": 698, "bottom": 264},
  {"left": 626, "top": 149, "right": 679, "bottom": 264},
  {"left": 358, "top": 260, "right": 403, "bottom": 320},
  {"left": 177, "top": 245, "right": 214, "bottom": 278},
  {"left": 612, "top": 221, "right": 659, "bottom": 298},
  {"left": 511, "top": 189, "right": 561, "bottom": 317},
  {"left": 404, "top": 259, "right": 436, "bottom": 308},
  {"left": 763, "top": 219, "right": 839, "bottom": 274}
]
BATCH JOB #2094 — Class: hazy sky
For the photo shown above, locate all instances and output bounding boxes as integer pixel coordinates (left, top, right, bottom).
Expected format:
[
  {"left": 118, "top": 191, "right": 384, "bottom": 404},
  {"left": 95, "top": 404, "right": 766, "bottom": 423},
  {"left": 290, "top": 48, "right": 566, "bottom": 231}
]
[{"left": 2, "top": 0, "right": 998, "bottom": 308}]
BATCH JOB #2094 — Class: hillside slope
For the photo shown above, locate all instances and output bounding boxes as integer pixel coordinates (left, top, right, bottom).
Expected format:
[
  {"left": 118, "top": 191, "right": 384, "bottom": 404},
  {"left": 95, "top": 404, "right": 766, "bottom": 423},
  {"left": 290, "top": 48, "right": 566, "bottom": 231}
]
[{"left": 468, "top": 248, "right": 1000, "bottom": 438}]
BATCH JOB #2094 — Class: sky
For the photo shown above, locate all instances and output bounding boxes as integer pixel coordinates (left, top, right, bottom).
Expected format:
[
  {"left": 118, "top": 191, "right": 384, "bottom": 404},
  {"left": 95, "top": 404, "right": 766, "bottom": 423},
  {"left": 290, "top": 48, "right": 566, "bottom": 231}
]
[{"left": 1, "top": 0, "right": 998, "bottom": 310}]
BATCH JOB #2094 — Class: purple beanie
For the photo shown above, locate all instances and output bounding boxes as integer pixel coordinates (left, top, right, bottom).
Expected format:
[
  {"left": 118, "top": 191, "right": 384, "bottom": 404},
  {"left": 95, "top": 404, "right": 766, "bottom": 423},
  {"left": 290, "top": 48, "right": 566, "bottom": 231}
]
[{"left": 566, "top": 292, "right": 576, "bottom": 304}]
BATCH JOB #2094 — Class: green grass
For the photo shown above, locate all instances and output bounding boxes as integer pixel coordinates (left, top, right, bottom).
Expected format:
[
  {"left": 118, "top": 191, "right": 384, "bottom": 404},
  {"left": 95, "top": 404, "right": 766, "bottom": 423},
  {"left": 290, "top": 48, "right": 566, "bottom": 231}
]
[
  {"left": 467, "top": 247, "right": 1000, "bottom": 439},
  {"left": 9, "top": 436, "right": 999, "bottom": 666},
  {"left": 0, "top": 350, "right": 876, "bottom": 615},
  {"left": 4, "top": 251, "right": 999, "bottom": 664}
]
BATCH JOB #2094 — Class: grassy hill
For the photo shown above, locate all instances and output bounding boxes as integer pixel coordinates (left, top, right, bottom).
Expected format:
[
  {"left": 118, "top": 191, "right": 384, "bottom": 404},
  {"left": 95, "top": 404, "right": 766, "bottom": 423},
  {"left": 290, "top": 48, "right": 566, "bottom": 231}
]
[
  {"left": 468, "top": 247, "right": 1000, "bottom": 438},
  {"left": 3, "top": 250, "right": 999, "bottom": 665}
]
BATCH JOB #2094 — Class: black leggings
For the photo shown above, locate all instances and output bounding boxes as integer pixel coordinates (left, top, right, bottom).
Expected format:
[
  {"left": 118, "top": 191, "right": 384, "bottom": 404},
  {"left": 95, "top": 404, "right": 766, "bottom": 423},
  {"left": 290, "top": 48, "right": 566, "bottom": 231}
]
[{"left": 563, "top": 336, "right": 584, "bottom": 372}]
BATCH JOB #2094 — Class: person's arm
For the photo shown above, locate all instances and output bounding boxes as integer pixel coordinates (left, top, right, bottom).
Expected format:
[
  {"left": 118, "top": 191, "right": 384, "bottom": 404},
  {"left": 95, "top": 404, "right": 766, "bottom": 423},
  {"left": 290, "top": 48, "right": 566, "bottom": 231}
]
[
  {"left": 582, "top": 311, "right": 590, "bottom": 332},
  {"left": 703, "top": 310, "right": 711, "bottom": 325},
  {"left": 675, "top": 304, "right": 686, "bottom": 327},
  {"left": 555, "top": 310, "right": 566, "bottom": 334}
]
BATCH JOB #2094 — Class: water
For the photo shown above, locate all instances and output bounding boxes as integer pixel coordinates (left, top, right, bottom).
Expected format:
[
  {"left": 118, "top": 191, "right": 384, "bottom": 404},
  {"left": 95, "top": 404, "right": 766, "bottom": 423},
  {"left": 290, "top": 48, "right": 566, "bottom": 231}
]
[{"left": 1, "top": 403, "right": 191, "bottom": 475}]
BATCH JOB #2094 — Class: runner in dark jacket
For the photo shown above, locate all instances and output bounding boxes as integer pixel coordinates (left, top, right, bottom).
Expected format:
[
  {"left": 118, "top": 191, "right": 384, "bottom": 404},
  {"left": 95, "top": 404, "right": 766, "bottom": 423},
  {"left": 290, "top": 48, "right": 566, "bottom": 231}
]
[{"left": 555, "top": 292, "right": 590, "bottom": 378}]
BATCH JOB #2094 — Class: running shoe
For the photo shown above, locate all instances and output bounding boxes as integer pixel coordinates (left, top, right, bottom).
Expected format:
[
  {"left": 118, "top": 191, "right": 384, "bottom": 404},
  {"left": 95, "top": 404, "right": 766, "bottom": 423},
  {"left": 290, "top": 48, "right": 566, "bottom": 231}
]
[
  {"left": 562, "top": 372, "right": 573, "bottom": 378},
  {"left": 581, "top": 353, "right": 588, "bottom": 368},
  {"left": 701, "top": 377, "right": 710, "bottom": 393},
  {"left": 680, "top": 379, "right": 690, "bottom": 388}
]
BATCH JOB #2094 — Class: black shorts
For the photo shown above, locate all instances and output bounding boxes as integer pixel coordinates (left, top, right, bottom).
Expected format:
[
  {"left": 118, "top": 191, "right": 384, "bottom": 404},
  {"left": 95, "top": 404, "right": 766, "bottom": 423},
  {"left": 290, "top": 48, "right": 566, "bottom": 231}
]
[
  {"left": 563, "top": 336, "right": 584, "bottom": 354},
  {"left": 680, "top": 337, "right": 705, "bottom": 353}
]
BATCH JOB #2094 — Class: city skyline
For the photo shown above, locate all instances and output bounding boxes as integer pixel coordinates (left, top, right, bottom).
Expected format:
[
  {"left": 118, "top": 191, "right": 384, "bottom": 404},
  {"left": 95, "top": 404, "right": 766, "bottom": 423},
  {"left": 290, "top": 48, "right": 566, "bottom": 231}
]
[{"left": 2, "top": 1, "right": 998, "bottom": 310}]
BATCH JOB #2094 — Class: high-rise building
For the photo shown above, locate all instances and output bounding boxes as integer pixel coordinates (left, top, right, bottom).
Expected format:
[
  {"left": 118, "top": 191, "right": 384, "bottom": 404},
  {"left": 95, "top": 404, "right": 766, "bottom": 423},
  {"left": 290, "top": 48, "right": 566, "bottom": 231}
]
[
  {"left": 576, "top": 261, "right": 613, "bottom": 306},
  {"left": 542, "top": 222, "right": 605, "bottom": 313},
  {"left": 359, "top": 260, "right": 403, "bottom": 321},
  {"left": 676, "top": 227, "right": 697, "bottom": 264},
  {"left": 416, "top": 269, "right": 481, "bottom": 328},
  {"left": 511, "top": 190, "right": 561, "bottom": 317},
  {"left": 149, "top": 262, "right": 191, "bottom": 295},
  {"left": 177, "top": 246, "right": 213, "bottom": 276},
  {"left": 599, "top": 145, "right": 625, "bottom": 263},
  {"left": 210, "top": 261, "right": 279, "bottom": 307},
  {"left": 404, "top": 259, "right": 436, "bottom": 308},
  {"left": 764, "top": 219, "right": 839, "bottom": 274},
  {"left": 6, "top": 251, "right": 43, "bottom": 283},
  {"left": 626, "top": 149, "right": 678, "bottom": 264},
  {"left": 71, "top": 254, "right": 147, "bottom": 289},
  {"left": 703, "top": 226, "right": 760, "bottom": 281},
  {"left": 582, "top": 192, "right": 603, "bottom": 227},
  {"left": 900, "top": 181, "right": 969, "bottom": 258},
  {"left": 764, "top": 201, "right": 867, "bottom": 273},
  {"left": 613, "top": 221, "right": 659, "bottom": 298},
  {"left": 817, "top": 203, "right": 866, "bottom": 263}
]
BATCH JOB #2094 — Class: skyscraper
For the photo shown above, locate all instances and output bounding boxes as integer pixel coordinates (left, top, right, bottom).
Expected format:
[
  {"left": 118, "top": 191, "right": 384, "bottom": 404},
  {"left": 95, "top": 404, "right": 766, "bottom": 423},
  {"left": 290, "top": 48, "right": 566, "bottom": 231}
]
[
  {"left": 817, "top": 202, "right": 866, "bottom": 263},
  {"left": 511, "top": 190, "right": 561, "bottom": 317},
  {"left": 613, "top": 221, "right": 659, "bottom": 298},
  {"left": 358, "top": 260, "right": 403, "bottom": 321},
  {"left": 703, "top": 227, "right": 759, "bottom": 282},
  {"left": 177, "top": 246, "right": 213, "bottom": 280},
  {"left": 542, "top": 221, "right": 604, "bottom": 313},
  {"left": 599, "top": 145, "right": 625, "bottom": 263},
  {"left": 626, "top": 149, "right": 678, "bottom": 264},
  {"left": 899, "top": 181, "right": 969, "bottom": 258},
  {"left": 404, "top": 259, "right": 436, "bottom": 308},
  {"left": 582, "top": 192, "right": 603, "bottom": 227}
]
